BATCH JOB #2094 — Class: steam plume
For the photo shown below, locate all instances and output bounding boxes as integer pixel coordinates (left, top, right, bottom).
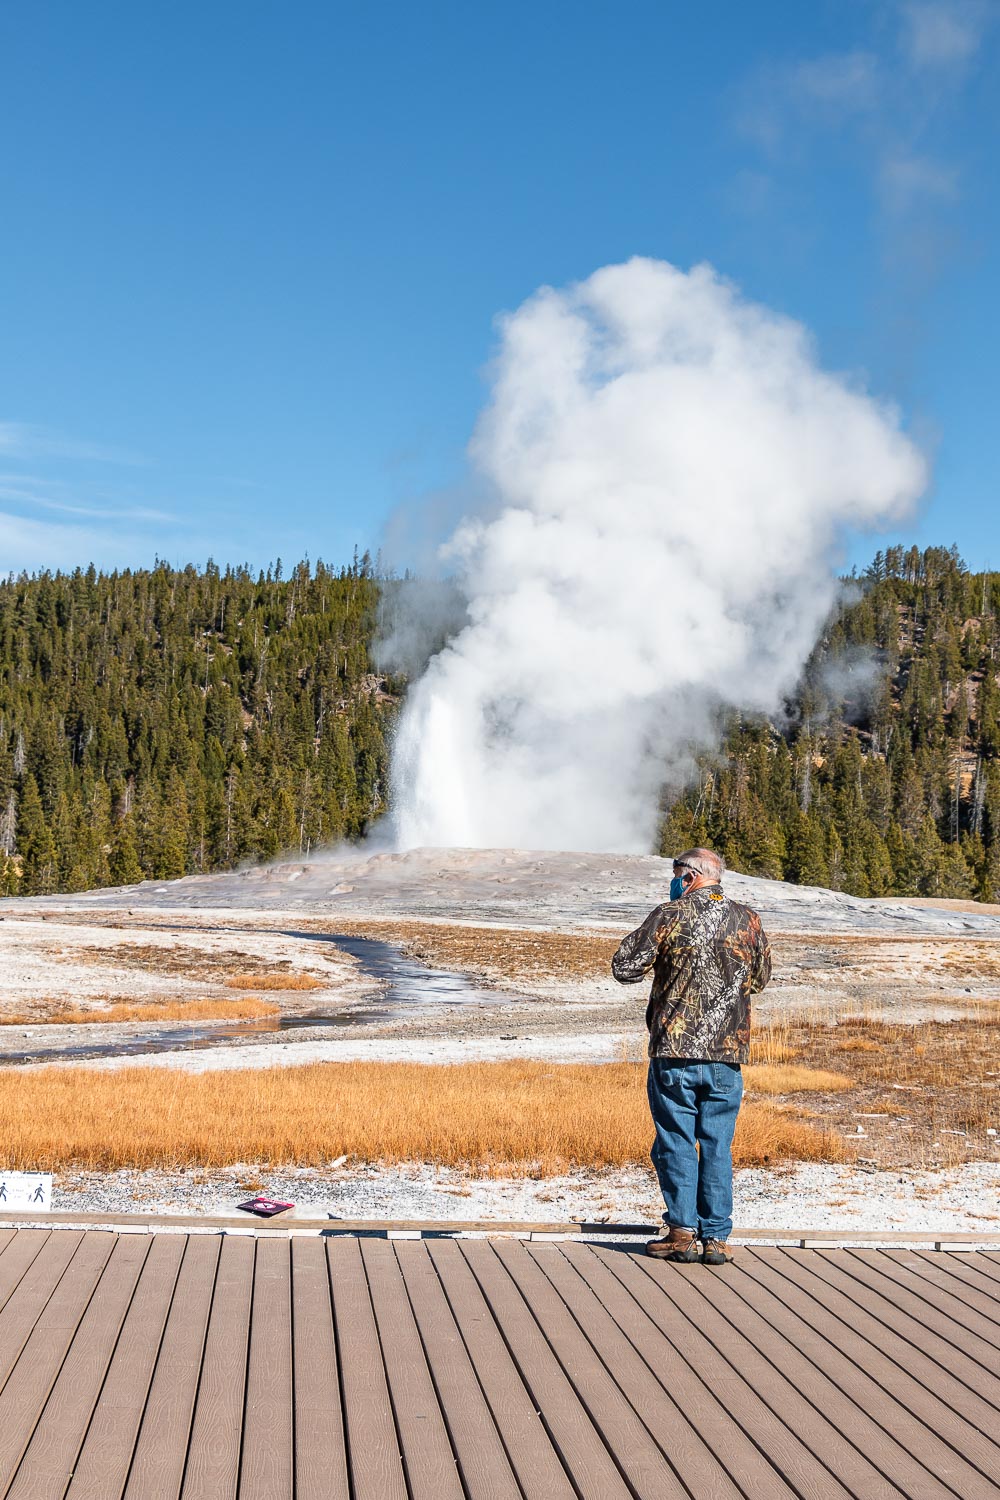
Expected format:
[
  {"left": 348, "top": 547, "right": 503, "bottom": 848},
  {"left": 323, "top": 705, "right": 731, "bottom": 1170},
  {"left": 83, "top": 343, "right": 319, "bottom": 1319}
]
[{"left": 389, "top": 258, "right": 927, "bottom": 854}]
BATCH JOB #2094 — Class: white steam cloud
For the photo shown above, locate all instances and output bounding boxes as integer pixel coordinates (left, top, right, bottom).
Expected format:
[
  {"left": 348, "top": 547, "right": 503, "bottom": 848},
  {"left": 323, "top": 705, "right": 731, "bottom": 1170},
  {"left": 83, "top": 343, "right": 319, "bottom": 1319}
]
[{"left": 389, "top": 258, "right": 927, "bottom": 854}]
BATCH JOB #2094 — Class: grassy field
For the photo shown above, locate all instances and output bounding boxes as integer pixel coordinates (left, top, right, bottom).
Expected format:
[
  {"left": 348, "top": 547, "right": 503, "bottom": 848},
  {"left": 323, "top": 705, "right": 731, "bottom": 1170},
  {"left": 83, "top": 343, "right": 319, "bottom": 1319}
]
[
  {"left": 0, "top": 1012, "right": 992, "bottom": 1173},
  {"left": 0, "top": 1058, "right": 849, "bottom": 1174}
]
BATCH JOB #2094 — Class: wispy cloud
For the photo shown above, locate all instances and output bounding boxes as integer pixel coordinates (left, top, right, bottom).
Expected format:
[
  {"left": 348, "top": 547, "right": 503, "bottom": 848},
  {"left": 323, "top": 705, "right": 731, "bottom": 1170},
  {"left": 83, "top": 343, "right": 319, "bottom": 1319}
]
[
  {"left": 0, "top": 511, "right": 153, "bottom": 574},
  {"left": 739, "top": 49, "right": 880, "bottom": 154},
  {"left": 880, "top": 153, "right": 960, "bottom": 213},
  {"left": 0, "top": 422, "right": 146, "bottom": 467},
  {"left": 0, "top": 421, "right": 264, "bottom": 575},
  {"left": 734, "top": 0, "right": 990, "bottom": 224},
  {"left": 899, "top": 0, "right": 989, "bottom": 68},
  {"left": 792, "top": 50, "right": 880, "bottom": 112},
  {"left": 0, "top": 503, "right": 241, "bottom": 577},
  {"left": 0, "top": 482, "right": 172, "bottom": 523},
  {"left": 726, "top": 168, "right": 778, "bottom": 218},
  {"left": 0, "top": 422, "right": 177, "bottom": 573}
]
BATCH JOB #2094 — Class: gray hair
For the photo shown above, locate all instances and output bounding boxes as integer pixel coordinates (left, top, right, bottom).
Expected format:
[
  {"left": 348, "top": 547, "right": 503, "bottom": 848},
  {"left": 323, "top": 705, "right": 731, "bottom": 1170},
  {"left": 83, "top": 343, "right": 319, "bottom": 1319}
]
[{"left": 674, "top": 847, "right": 725, "bottom": 882}]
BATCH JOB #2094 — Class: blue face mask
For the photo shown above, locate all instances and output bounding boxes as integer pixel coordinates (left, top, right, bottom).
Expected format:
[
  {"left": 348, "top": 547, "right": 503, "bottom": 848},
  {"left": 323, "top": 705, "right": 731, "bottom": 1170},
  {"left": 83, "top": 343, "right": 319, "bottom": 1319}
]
[{"left": 670, "top": 875, "right": 687, "bottom": 901}]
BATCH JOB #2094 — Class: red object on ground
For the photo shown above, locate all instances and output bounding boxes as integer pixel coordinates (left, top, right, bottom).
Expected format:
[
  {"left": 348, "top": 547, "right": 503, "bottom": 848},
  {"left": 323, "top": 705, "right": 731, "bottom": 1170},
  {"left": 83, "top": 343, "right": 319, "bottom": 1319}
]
[{"left": 235, "top": 1196, "right": 295, "bottom": 1218}]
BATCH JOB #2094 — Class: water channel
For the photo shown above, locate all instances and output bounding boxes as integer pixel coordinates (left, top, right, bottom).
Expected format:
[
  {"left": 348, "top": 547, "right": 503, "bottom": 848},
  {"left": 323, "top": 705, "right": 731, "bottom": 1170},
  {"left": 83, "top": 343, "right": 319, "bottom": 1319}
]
[{"left": 0, "top": 930, "right": 519, "bottom": 1067}]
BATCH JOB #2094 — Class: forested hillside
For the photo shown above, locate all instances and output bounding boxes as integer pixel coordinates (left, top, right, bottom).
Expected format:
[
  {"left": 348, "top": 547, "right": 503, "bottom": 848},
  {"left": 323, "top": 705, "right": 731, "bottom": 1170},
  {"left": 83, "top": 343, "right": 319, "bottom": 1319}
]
[
  {"left": 0, "top": 557, "right": 393, "bottom": 894},
  {"left": 3, "top": 544, "right": 999, "bottom": 901},
  {"left": 659, "top": 545, "right": 1000, "bottom": 901}
]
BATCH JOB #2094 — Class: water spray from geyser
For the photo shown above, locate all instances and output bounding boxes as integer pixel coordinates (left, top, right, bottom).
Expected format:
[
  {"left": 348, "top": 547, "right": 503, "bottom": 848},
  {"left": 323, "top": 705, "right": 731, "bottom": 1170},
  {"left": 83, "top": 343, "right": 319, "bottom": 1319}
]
[{"left": 387, "top": 258, "right": 927, "bottom": 855}]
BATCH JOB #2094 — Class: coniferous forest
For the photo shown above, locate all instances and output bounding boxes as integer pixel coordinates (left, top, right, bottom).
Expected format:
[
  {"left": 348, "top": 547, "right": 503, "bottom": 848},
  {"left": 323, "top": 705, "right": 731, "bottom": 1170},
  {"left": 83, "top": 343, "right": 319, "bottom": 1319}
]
[
  {"left": 0, "top": 556, "right": 393, "bottom": 895},
  {"left": 2, "top": 543, "right": 999, "bottom": 901},
  {"left": 659, "top": 544, "right": 1000, "bottom": 901}
]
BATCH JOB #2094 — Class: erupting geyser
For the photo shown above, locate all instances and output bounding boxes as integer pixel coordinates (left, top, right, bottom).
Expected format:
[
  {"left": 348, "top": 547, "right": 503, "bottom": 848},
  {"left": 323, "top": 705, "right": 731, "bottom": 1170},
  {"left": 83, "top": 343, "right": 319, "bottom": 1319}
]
[{"left": 389, "top": 257, "right": 927, "bottom": 854}]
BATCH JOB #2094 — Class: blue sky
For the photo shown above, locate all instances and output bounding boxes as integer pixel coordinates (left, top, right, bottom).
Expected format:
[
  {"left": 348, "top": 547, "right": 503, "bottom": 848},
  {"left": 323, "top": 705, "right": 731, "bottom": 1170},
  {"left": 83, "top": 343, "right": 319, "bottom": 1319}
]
[{"left": 1, "top": 0, "right": 997, "bottom": 576}]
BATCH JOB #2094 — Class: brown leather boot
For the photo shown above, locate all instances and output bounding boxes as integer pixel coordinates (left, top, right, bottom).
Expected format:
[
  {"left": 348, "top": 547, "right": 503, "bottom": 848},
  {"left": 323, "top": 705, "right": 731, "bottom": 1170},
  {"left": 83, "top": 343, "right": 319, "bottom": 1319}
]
[
  {"left": 646, "top": 1225, "right": 700, "bottom": 1261},
  {"left": 702, "top": 1238, "right": 734, "bottom": 1265}
]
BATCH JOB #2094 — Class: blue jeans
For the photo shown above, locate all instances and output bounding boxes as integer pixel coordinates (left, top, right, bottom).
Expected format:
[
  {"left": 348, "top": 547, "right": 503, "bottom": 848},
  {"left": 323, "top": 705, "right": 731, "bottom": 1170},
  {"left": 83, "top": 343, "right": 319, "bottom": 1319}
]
[{"left": 647, "top": 1059, "right": 743, "bottom": 1241}]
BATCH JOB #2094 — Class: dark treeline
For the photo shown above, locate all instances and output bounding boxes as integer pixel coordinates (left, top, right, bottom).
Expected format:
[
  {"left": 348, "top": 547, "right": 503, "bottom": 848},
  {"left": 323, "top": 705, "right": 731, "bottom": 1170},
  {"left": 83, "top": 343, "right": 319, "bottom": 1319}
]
[
  {"left": 660, "top": 545, "right": 1000, "bottom": 901},
  {"left": 0, "top": 556, "right": 394, "bottom": 894},
  {"left": 4, "top": 543, "right": 1000, "bottom": 901}
]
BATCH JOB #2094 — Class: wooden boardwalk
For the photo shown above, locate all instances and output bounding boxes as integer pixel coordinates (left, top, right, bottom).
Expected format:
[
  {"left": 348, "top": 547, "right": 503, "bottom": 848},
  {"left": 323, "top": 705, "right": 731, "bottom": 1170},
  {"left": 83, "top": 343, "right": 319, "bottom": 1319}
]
[{"left": 0, "top": 1229, "right": 997, "bottom": 1498}]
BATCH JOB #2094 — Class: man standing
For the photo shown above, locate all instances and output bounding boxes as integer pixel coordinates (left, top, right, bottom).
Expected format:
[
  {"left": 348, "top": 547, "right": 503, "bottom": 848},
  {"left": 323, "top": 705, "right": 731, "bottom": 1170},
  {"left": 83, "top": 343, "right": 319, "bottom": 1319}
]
[{"left": 612, "top": 847, "right": 771, "bottom": 1265}]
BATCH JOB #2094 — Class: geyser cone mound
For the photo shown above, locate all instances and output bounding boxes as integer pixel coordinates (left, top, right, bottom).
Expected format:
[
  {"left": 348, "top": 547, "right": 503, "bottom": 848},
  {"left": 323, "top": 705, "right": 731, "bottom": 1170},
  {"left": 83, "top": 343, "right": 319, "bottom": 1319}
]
[{"left": 13, "top": 846, "right": 1000, "bottom": 938}]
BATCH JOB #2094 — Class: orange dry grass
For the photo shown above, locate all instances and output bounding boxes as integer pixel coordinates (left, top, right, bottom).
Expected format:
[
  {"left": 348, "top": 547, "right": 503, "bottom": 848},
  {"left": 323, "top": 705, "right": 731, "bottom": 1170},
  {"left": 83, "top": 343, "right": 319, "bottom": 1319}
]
[
  {"left": 744, "top": 1064, "right": 853, "bottom": 1094},
  {"left": 225, "top": 973, "right": 323, "bottom": 991},
  {"left": 0, "top": 1060, "right": 849, "bottom": 1174},
  {"left": 749, "top": 1021, "right": 800, "bottom": 1066},
  {"left": 1, "top": 997, "right": 280, "bottom": 1026}
]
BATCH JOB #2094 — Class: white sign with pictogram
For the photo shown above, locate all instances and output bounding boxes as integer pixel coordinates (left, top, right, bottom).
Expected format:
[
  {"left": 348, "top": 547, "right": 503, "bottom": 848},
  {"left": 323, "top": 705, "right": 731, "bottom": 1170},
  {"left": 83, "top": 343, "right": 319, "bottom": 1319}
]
[{"left": 0, "top": 1173, "right": 52, "bottom": 1211}]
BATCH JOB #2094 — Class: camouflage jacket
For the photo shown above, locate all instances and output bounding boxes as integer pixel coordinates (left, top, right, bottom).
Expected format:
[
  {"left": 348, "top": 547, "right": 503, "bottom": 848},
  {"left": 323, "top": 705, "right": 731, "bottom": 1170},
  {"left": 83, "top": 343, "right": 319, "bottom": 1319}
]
[{"left": 611, "top": 885, "right": 772, "bottom": 1063}]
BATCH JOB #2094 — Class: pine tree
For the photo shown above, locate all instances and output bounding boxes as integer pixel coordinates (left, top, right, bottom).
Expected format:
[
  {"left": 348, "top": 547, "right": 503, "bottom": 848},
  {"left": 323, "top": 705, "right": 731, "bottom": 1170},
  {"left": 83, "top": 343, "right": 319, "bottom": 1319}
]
[
  {"left": 785, "top": 811, "right": 829, "bottom": 887},
  {"left": 17, "top": 776, "right": 58, "bottom": 895},
  {"left": 109, "top": 816, "right": 143, "bottom": 886}
]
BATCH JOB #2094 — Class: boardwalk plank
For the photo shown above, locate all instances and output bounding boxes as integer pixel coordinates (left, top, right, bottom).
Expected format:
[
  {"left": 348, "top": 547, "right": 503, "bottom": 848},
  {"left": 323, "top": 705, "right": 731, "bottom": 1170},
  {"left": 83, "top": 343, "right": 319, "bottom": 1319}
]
[
  {"left": 459, "top": 1238, "right": 636, "bottom": 1500},
  {"left": 901, "top": 1249, "right": 1000, "bottom": 1327},
  {"left": 0, "top": 1232, "right": 116, "bottom": 1494},
  {"left": 533, "top": 1242, "right": 747, "bottom": 1498},
  {"left": 737, "top": 1249, "right": 1000, "bottom": 1496},
  {"left": 394, "top": 1241, "right": 521, "bottom": 1500},
  {"left": 927, "top": 1250, "right": 1000, "bottom": 1297},
  {"left": 7, "top": 1236, "right": 151, "bottom": 1500},
  {"left": 326, "top": 1237, "right": 407, "bottom": 1500},
  {"left": 774, "top": 1247, "right": 1000, "bottom": 1423},
  {"left": 0, "top": 1229, "right": 14, "bottom": 1256},
  {"left": 290, "top": 1237, "right": 349, "bottom": 1500},
  {"left": 601, "top": 1247, "right": 867, "bottom": 1500},
  {"left": 857, "top": 1242, "right": 1000, "bottom": 1350},
  {"left": 0, "top": 1232, "right": 83, "bottom": 1396},
  {"left": 496, "top": 1240, "right": 695, "bottom": 1498},
  {"left": 238, "top": 1238, "right": 293, "bottom": 1500},
  {"left": 181, "top": 1234, "right": 254, "bottom": 1500},
  {"left": 0, "top": 1230, "right": 52, "bottom": 1319},
  {"left": 64, "top": 1234, "right": 185, "bottom": 1500},
  {"left": 632, "top": 1251, "right": 908, "bottom": 1499},
  {"left": 838, "top": 1250, "right": 1000, "bottom": 1376},
  {"left": 123, "top": 1235, "right": 220, "bottom": 1500},
  {"left": 935, "top": 1251, "right": 1000, "bottom": 1303},
  {"left": 427, "top": 1238, "right": 577, "bottom": 1500},
  {"left": 360, "top": 1240, "right": 464, "bottom": 1500},
  {"left": 969, "top": 1250, "right": 1000, "bottom": 1284},
  {"left": 686, "top": 1253, "right": 967, "bottom": 1499},
  {"left": 561, "top": 1242, "right": 798, "bottom": 1499}
]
